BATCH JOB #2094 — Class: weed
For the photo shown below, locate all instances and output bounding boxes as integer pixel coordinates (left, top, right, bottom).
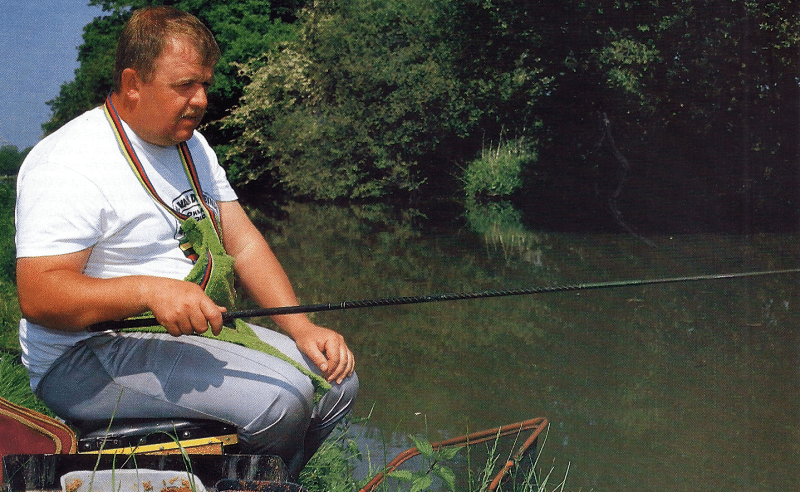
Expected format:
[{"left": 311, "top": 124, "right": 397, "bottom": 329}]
[
  {"left": 463, "top": 137, "right": 536, "bottom": 198},
  {"left": 0, "top": 352, "right": 53, "bottom": 417},
  {"left": 300, "top": 417, "right": 569, "bottom": 492}
]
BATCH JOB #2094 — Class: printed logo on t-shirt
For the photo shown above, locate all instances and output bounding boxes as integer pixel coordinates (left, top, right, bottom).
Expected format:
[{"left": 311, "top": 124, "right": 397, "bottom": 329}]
[{"left": 172, "top": 189, "right": 220, "bottom": 220}]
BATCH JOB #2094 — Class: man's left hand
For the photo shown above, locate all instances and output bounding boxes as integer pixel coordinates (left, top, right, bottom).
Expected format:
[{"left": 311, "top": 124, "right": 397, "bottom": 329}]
[{"left": 293, "top": 323, "right": 355, "bottom": 385}]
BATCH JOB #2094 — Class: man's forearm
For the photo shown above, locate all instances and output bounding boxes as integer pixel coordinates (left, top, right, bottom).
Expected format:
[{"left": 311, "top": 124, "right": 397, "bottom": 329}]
[
  {"left": 17, "top": 266, "right": 156, "bottom": 330},
  {"left": 17, "top": 256, "right": 222, "bottom": 334}
]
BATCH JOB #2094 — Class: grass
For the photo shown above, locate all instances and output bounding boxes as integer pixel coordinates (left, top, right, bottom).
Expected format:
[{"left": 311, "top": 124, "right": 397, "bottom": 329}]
[
  {"left": 0, "top": 179, "right": 20, "bottom": 350},
  {"left": 300, "top": 417, "right": 570, "bottom": 492},
  {"left": 0, "top": 179, "right": 46, "bottom": 416},
  {"left": 463, "top": 137, "right": 536, "bottom": 198},
  {"left": 0, "top": 352, "right": 54, "bottom": 417}
]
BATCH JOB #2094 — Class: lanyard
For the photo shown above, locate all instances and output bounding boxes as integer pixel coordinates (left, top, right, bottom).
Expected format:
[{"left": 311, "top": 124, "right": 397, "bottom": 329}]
[
  {"left": 102, "top": 96, "right": 223, "bottom": 240},
  {"left": 100, "top": 97, "right": 331, "bottom": 398}
]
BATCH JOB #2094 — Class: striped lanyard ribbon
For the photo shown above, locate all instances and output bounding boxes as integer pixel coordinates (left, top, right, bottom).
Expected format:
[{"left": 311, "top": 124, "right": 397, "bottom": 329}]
[{"left": 103, "top": 95, "right": 222, "bottom": 241}]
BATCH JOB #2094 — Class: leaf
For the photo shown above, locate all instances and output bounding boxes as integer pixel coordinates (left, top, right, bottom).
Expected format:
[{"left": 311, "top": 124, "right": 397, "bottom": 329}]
[
  {"left": 409, "top": 474, "right": 433, "bottom": 492},
  {"left": 432, "top": 464, "right": 457, "bottom": 491},
  {"left": 408, "top": 434, "right": 435, "bottom": 459},
  {"left": 436, "top": 445, "right": 463, "bottom": 461},
  {"left": 387, "top": 470, "right": 414, "bottom": 482}
]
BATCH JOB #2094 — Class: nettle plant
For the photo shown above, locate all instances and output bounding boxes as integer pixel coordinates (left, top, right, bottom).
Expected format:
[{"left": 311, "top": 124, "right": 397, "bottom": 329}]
[{"left": 387, "top": 435, "right": 461, "bottom": 492}]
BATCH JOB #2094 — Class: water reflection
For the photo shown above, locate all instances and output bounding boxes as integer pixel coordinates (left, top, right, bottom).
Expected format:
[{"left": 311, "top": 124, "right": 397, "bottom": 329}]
[
  {"left": 246, "top": 200, "right": 800, "bottom": 491},
  {"left": 466, "top": 200, "right": 546, "bottom": 268}
]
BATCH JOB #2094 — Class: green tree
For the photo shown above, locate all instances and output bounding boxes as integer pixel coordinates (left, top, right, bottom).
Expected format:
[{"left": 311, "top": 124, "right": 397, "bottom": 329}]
[
  {"left": 0, "top": 145, "right": 28, "bottom": 176},
  {"left": 222, "top": 0, "right": 553, "bottom": 199},
  {"left": 588, "top": 0, "right": 799, "bottom": 227},
  {"left": 488, "top": 0, "right": 800, "bottom": 230},
  {"left": 222, "top": 0, "right": 464, "bottom": 198},
  {"left": 41, "top": 0, "right": 800, "bottom": 218},
  {"left": 43, "top": 11, "right": 124, "bottom": 135},
  {"left": 43, "top": 0, "right": 302, "bottom": 145}
]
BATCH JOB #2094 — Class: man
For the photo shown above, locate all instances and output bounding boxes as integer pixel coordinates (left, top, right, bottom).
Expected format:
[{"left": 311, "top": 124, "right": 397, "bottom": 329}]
[{"left": 15, "top": 6, "right": 357, "bottom": 477}]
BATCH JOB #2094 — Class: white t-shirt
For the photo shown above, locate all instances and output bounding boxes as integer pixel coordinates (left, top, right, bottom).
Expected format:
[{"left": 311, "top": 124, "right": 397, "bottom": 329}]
[{"left": 15, "top": 106, "right": 238, "bottom": 389}]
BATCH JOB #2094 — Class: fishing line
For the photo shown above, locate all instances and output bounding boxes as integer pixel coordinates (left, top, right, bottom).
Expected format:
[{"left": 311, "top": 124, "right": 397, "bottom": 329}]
[{"left": 87, "top": 268, "right": 800, "bottom": 332}]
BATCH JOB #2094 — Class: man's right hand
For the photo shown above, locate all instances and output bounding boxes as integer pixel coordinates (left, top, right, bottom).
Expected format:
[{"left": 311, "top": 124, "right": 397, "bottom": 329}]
[
  {"left": 141, "top": 277, "right": 226, "bottom": 336},
  {"left": 17, "top": 250, "right": 224, "bottom": 336}
]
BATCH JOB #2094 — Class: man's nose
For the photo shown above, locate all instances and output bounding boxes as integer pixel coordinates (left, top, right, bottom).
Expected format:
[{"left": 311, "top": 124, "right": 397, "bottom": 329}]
[{"left": 191, "top": 85, "right": 208, "bottom": 108}]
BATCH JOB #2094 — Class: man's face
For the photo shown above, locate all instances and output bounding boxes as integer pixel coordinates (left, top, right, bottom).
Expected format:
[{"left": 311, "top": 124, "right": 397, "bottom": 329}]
[{"left": 133, "top": 36, "right": 214, "bottom": 146}]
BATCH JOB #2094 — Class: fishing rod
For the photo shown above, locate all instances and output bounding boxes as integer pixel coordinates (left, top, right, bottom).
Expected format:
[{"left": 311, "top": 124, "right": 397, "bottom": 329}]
[{"left": 87, "top": 267, "right": 800, "bottom": 332}]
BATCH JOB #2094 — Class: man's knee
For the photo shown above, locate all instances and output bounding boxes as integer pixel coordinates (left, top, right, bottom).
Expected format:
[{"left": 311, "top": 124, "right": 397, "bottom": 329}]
[
  {"left": 313, "top": 371, "right": 359, "bottom": 427},
  {"left": 238, "top": 385, "right": 314, "bottom": 453},
  {"left": 335, "top": 371, "right": 359, "bottom": 410}
]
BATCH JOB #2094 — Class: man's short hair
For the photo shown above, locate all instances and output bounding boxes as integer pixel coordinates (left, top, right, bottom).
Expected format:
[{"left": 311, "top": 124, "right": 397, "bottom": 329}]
[{"left": 113, "top": 6, "right": 220, "bottom": 92}]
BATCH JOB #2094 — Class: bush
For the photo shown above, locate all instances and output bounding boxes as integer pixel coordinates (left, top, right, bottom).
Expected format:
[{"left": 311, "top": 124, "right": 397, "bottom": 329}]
[
  {"left": 0, "top": 145, "right": 26, "bottom": 176},
  {"left": 221, "top": 0, "right": 473, "bottom": 199},
  {"left": 463, "top": 138, "right": 535, "bottom": 198}
]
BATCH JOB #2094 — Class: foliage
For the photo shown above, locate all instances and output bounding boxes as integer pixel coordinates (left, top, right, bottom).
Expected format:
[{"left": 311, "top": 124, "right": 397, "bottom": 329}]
[
  {"left": 298, "top": 417, "right": 558, "bottom": 492},
  {"left": 387, "top": 435, "right": 461, "bottom": 492},
  {"left": 445, "top": 1, "right": 552, "bottom": 137},
  {"left": 44, "top": 0, "right": 301, "bottom": 145},
  {"left": 463, "top": 138, "right": 535, "bottom": 198},
  {"left": 221, "top": 0, "right": 557, "bottom": 199},
  {"left": 594, "top": 35, "right": 660, "bottom": 98},
  {"left": 221, "top": 0, "right": 472, "bottom": 199},
  {"left": 0, "top": 145, "right": 28, "bottom": 176},
  {"left": 40, "top": 0, "right": 800, "bottom": 222},
  {"left": 299, "top": 419, "right": 362, "bottom": 492},
  {"left": 221, "top": 0, "right": 798, "bottom": 205},
  {"left": 42, "top": 10, "right": 125, "bottom": 135},
  {"left": 299, "top": 420, "right": 563, "bottom": 492}
]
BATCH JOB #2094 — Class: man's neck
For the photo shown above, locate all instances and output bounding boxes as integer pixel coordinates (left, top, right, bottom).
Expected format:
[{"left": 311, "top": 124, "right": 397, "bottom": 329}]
[{"left": 108, "top": 91, "right": 172, "bottom": 148}]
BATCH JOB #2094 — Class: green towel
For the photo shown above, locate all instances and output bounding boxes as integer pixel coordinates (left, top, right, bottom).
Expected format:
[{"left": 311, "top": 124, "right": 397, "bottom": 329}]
[
  {"left": 130, "top": 216, "right": 331, "bottom": 403},
  {"left": 181, "top": 216, "right": 237, "bottom": 307},
  {"left": 103, "top": 98, "right": 330, "bottom": 403}
]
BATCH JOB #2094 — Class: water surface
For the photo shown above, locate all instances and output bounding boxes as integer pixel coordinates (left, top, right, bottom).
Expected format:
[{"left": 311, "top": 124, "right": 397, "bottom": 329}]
[{"left": 251, "top": 201, "right": 800, "bottom": 491}]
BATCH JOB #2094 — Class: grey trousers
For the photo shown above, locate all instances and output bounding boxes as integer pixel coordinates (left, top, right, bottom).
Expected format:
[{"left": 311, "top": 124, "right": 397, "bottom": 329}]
[{"left": 36, "top": 324, "right": 358, "bottom": 477}]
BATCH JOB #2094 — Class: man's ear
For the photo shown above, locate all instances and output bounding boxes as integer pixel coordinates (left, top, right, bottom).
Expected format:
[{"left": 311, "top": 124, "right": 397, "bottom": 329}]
[{"left": 119, "top": 68, "right": 142, "bottom": 102}]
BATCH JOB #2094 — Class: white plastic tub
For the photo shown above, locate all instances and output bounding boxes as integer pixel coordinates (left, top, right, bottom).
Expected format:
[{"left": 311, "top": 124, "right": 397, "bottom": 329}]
[{"left": 60, "top": 469, "right": 206, "bottom": 492}]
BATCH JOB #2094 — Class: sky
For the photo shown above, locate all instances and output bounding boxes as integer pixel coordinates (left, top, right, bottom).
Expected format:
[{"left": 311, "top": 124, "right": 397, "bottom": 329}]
[{"left": 0, "top": 0, "right": 105, "bottom": 150}]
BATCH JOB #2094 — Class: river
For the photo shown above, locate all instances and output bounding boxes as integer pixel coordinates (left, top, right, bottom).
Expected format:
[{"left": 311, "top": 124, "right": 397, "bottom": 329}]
[{"left": 242, "top": 199, "right": 800, "bottom": 491}]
